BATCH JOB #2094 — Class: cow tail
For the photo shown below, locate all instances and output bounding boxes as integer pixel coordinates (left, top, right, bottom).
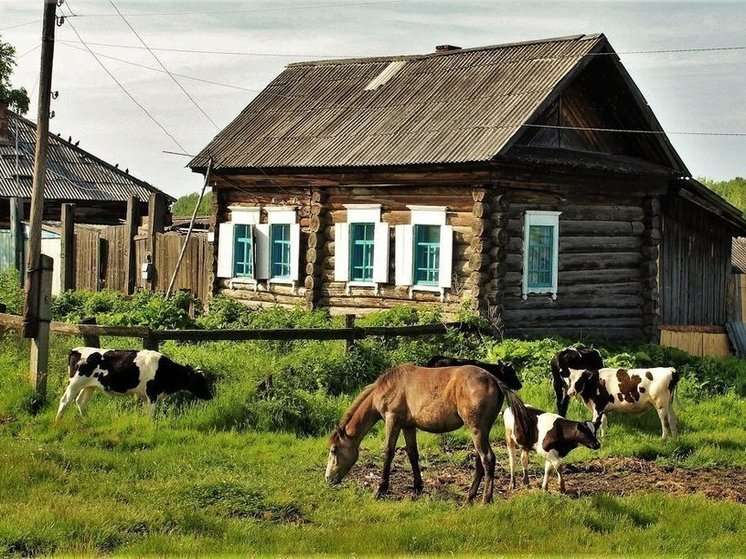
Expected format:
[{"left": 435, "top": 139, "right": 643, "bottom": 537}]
[
  {"left": 494, "top": 378, "right": 537, "bottom": 448},
  {"left": 670, "top": 369, "right": 684, "bottom": 410}
]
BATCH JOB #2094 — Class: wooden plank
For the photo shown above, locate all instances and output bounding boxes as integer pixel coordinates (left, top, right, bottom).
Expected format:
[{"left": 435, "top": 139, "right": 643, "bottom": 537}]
[
  {"left": 658, "top": 324, "right": 726, "bottom": 334},
  {"left": 60, "top": 203, "right": 74, "bottom": 292},
  {"left": 702, "top": 333, "right": 731, "bottom": 357}
]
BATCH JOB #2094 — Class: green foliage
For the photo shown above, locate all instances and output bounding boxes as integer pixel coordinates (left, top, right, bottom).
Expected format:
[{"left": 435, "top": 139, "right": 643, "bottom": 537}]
[
  {"left": 51, "top": 289, "right": 199, "bottom": 329},
  {"left": 0, "top": 36, "right": 30, "bottom": 114},
  {"left": 170, "top": 192, "right": 213, "bottom": 217},
  {"left": 700, "top": 176, "right": 746, "bottom": 216},
  {"left": 0, "top": 267, "right": 23, "bottom": 314}
]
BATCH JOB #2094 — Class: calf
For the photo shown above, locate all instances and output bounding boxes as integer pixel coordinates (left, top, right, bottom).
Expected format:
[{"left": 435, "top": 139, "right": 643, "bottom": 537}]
[
  {"left": 426, "top": 356, "right": 521, "bottom": 390},
  {"left": 504, "top": 405, "right": 603, "bottom": 492},
  {"left": 550, "top": 346, "right": 604, "bottom": 416},
  {"left": 56, "top": 347, "right": 212, "bottom": 420},
  {"left": 566, "top": 367, "right": 679, "bottom": 439}
]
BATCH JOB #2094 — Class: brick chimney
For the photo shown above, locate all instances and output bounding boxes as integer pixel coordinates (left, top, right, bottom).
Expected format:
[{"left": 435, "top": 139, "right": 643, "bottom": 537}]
[
  {"left": 436, "top": 44, "right": 461, "bottom": 53},
  {"left": 0, "top": 100, "right": 11, "bottom": 146}
]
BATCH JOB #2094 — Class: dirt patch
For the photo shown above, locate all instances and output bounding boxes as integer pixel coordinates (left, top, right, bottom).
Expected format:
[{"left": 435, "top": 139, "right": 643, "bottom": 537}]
[{"left": 348, "top": 446, "right": 746, "bottom": 503}]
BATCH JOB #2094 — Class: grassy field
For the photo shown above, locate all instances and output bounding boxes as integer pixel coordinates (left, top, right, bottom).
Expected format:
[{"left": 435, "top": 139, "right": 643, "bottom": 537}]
[{"left": 0, "top": 331, "right": 745, "bottom": 558}]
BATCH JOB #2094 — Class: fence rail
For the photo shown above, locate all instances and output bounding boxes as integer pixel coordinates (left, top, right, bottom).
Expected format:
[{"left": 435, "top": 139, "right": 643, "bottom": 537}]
[{"left": 0, "top": 312, "right": 486, "bottom": 352}]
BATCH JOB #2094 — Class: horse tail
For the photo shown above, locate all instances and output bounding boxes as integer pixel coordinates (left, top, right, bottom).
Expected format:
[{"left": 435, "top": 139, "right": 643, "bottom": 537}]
[{"left": 493, "top": 378, "right": 537, "bottom": 449}]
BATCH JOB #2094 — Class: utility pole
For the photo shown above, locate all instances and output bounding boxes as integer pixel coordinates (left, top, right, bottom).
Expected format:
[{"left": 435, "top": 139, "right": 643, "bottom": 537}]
[{"left": 23, "top": 0, "right": 58, "bottom": 339}]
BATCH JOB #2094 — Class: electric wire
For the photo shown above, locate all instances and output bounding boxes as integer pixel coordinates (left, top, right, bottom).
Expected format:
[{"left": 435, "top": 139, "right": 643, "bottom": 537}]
[
  {"left": 65, "top": 18, "right": 189, "bottom": 154},
  {"left": 107, "top": 0, "right": 220, "bottom": 130}
]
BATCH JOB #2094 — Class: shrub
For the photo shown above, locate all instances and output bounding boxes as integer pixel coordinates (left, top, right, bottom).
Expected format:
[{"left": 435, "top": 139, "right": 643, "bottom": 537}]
[{"left": 0, "top": 267, "right": 23, "bottom": 315}]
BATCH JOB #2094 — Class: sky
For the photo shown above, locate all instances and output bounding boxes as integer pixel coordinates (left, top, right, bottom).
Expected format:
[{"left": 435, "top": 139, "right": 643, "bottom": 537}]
[{"left": 1, "top": 0, "right": 745, "bottom": 198}]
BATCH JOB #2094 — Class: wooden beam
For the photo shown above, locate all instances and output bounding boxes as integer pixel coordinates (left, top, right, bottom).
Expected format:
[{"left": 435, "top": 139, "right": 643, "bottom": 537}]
[
  {"left": 60, "top": 203, "right": 74, "bottom": 292},
  {"left": 123, "top": 195, "right": 138, "bottom": 295}
]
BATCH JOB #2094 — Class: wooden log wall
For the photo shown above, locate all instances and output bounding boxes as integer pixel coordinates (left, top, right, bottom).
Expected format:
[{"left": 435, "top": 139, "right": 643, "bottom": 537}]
[
  {"left": 304, "top": 188, "right": 326, "bottom": 308},
  {"left": 486, "top": 190, "right": 509, "bottom": 325},
  {"left": 498, "top": 184, "right": 649, "bottom": 340},
  {"left": 318, "top": 186, "right": 476, "bottom": 316},
  {"left": 469, "top": 187, "right": 490, "bottom": 313},
  {"left": 641, "top": 196, "right": 661, "bottom": 342}
]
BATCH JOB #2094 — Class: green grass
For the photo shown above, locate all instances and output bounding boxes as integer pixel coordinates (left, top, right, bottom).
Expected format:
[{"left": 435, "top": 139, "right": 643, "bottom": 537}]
[{"left": 0, "top": 332, "right": 744, "bottom": 557}]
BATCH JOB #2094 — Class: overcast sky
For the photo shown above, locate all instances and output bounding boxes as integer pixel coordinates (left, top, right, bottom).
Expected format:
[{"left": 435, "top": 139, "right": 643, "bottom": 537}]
[{"left": 2, "top": 0, "right": 745, "bottom": 198}]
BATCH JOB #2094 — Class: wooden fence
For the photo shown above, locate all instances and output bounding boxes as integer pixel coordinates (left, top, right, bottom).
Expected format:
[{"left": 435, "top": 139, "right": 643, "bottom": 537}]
[
  {"left": 0, "top": 312, "right": 485, "bottom": 353},
  {"left": 659, "top": 324, "right": 731, "bottom": 357}
]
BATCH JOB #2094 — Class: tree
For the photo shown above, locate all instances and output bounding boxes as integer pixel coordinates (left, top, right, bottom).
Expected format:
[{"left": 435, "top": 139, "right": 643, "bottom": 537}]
[
  {"left": 0, "top": 35, "right": 30, "bottom": 114},
  {"left": 700, "top": 177, "right": 746, "bottom": 217},
  {"left": 171, "top": 191, "right": 213, "bottom": 217}
]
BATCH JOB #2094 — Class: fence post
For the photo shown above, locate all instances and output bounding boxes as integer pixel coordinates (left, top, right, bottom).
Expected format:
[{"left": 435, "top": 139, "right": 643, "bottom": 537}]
[
  {"left": 142, "top": 329, "right": 160, "bottom": 352},
  {"left": 80, "top": 316, "right": 100, "bottom": 348},
  {"left": 147, "top": 193, "right": 165, "bottom": 291},
  {"left": 9, "top": 197, "right": 24, "bottom": 280},
  {"left": 29, "top": 254, "right": 53, "bottom": 400},
  {"left": 60, "top": 203, "right": 75, "bottom": 292},
  {"left": 124, "top": 195, "right": 138, "bottom": 295},
  {"left": 344, "top": 313, "right": 355, "bottom": 355}
]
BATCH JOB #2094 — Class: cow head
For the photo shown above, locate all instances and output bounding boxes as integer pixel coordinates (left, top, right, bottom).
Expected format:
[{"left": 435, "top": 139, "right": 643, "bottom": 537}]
[
  {"left": 325, "top": 427, "right": 359, "bottom": 484},
  {"left": 566, "top": 369, "right": 599, "bottom": 399},
  {"left": 576, "top": 413, "right": 603, "bottom": 450},
  {"left": 188, "top": 368, "right": 213, "bottom": 400},
  {"left": 497, "top": 361, "right": 522, "bottom": 391}
]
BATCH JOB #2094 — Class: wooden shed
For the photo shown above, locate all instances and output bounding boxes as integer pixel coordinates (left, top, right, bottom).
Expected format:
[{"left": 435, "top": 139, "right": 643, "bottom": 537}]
[{"left": 190, "top": 33, "right": 746, "bottom": 341}]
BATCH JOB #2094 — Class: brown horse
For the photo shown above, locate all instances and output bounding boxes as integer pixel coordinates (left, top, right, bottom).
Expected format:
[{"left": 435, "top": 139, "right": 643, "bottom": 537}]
[{"left": 325, "top": 363, "right": 534, "bottom": 503}]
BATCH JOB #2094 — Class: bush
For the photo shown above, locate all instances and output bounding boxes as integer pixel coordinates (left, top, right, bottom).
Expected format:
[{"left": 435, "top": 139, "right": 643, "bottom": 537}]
[{"left": 0, "top": 267, "right": 23, "bottom": 315}]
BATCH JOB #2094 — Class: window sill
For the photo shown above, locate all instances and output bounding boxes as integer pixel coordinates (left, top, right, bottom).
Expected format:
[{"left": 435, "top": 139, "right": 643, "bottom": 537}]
[
  {"left": 228, "top": 277, "right": 259, "bottom": 291},
  {"left": 409, "top": 284, "right": 446, "bottom": 301},
  {"left": 522, "top": 289, "right": 558, "bottom": 301},
  {"left": 345, "top": 281, "right": 380, "bottom": 295},
  {"left": 268, "top": 277, "right": 294, "bottom": 285}
]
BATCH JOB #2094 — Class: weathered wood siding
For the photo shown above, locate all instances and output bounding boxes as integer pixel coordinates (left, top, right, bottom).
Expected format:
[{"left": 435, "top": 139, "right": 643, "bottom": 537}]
[
  {"left": 660, "top": 195, "right": 731, "bottom": 326},
  {"left": 498, "top": 183, "right": 651, "bottom": 340}
]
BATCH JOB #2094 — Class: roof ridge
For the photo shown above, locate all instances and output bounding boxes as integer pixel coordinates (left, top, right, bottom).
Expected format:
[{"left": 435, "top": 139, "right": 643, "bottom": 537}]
[{"left": 287, "top": 33, "right": 604, "bottom": 68}]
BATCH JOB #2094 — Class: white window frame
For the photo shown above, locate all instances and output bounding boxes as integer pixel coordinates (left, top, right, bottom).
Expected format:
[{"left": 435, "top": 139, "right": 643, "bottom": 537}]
[
  {"left": 396, "top": 206, "right": 453, "bottom": 301},
  {"left": 217, "top": 207, "right": 261, "bottom": 289},
  {"left": 522, "top": 210, "right": 561, "bottom": 300},
  {"left": 265, "top": 206, "right": 300, "bottom": 287},
  {"left": 335, "top": 204, "right": 389, "bottom": 294}
]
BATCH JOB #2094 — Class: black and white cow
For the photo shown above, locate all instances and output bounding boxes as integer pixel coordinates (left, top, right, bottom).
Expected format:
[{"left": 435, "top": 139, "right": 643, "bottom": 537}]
[
  {"left": 565, "top": 367, "right": 679, "bottom": 439},
  {"left": 504, "top": 405, "right": 603, "bottom": 492},
  {"left": 56, "top": 347, "right": 212, "bottom": 420},
  {"left": 550, "top": 346, "right": 604, "bottom": 416},
  {"left": 426, "top": 355, "right": 522, "bottom": 391}
]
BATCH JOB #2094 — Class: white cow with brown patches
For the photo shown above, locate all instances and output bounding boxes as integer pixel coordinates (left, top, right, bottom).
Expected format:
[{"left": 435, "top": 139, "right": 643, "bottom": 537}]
[{"left": 565, "top": 367, "right": 679, "bottom": 439}]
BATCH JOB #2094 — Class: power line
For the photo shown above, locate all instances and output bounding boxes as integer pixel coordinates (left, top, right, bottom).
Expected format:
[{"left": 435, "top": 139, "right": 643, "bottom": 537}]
[
  {"left": 66, "top": 0, "right": 409, "bottom": 18},
  {"left": 107, "top": 0, "right": 220, "bottom": 130},
  {"left": 55, "top": 37, "right": 746, "bottom": 60},
  {"left": 60, "top": 42, "right": 256, "bottom": 92},
  {"left": 0, "top": 20, "right": 40, "bottom": 33},
  {"left": 17, "top": 44, "right": 41, "bottom": 59},
  {"left": 65, "top": 18, "right": 189, "bottom": 154}
]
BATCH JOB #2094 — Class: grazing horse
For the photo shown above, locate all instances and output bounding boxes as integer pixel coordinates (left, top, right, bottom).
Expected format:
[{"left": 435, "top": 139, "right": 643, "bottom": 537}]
[{"left": 325, "top": 364, "right": 534, "bottom": 503}]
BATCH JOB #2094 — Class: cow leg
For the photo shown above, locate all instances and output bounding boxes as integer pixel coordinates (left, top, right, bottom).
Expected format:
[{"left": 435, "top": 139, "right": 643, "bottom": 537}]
[
  {"left": 75, "top": 387, "right": 96, "bottom": 417},
  {"left": 668, "top": 407, "right": 678, "bottom": 437},
  {"left": 506, "top": 431, "right": 517, "bottom": 490},
  {"left": 521, "top": 450, "right": 530, "bottom": 486},
  {"left": 402, "top": 427, "right": 423, "bottom": 495},
  {"left": 376, "top": 416, "right": 401, "bottom": 498},
  {"left": 555, "top": 462, "right": 565, "bottom": 493},
  {"left": 541, "top": 460, "right": 552, "bottom": 491},
  {"left": 553, "top": 376, "right": 570, "bottom": 417},
  {"left": 655, "top": 405, "right": 671, "bottom": 439},
  {"left": 56, "top": 381, "right": 85, "bottom": 422}
]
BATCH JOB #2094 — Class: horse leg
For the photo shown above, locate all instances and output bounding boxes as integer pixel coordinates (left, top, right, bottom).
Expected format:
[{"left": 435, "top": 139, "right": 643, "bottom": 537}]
[
  {"left": 402, "top": 427, "right": 423, "bottom": 495},
  {"left": 469, "top": 429, "right": 495, "bottom": 504},
  {"left": 467, "top": 451, "right": 484, "bottom": 503},
  {"left": 376, "top": 416, "right": 401, "bottom": 499}
]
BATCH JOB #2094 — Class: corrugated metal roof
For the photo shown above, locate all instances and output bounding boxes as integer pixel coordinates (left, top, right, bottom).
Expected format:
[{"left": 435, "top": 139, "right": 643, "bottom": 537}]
[
  {"left": 0, "top": 111, "right": 174, "bottom": 203},
  {"left": 733, "top": 238, "right": 746, "bottom": 274},
  {"left": 191, "top": 33, "right": 608, "bottom": 171}
]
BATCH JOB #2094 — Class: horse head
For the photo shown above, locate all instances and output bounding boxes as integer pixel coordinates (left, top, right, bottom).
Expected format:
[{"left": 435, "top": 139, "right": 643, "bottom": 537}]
[{"left": 325, "top": 425, "right": 360, "bottom": 484}]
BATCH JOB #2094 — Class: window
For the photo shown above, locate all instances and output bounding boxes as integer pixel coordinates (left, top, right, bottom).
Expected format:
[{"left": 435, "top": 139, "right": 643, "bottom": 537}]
[
  {"left": 413, "top": 224, "right": 440, "bottom": 286},
  {"left": 216, "top": 206, "right": 300, "bottom": 284},
  {"left": 270, "top": 224, "right": 291, "bottom": 279},
  {"left": 349, "top": 223, "right": 375, "bottom": 281},
  {"left": 522, "top": 210, "right": 561, "bottom": 299},
  {"left": 334, "top": 205, "right": 389, "bottom": 288},
  {"left": 395, "top": 206, "right": 453, "bottom": 294},
  {"left": 233, "top": 224, "right": 254, "bottom": 277}
]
